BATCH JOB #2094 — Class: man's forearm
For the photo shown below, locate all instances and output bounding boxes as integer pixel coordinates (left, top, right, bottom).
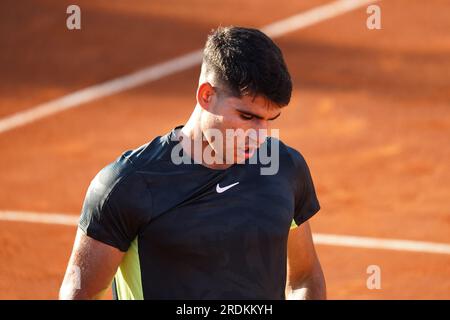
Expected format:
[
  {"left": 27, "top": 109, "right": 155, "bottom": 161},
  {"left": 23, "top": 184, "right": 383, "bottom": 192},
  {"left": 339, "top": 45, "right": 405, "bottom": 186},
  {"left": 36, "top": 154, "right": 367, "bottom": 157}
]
[
  {"left": 287, "top": 278, "right": 326, "bottom": 300},
  {"left": 286, "top": 267, "right": 327, "bottom": 300}
]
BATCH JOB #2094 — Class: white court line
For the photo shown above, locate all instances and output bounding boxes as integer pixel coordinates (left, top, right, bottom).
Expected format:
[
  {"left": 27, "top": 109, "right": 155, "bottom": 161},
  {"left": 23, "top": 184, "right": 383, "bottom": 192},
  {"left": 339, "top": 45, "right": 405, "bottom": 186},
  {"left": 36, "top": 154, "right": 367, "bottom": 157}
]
[
  {"left": 0, "top": 210, "right": 79, "bottom": 226},
  {"left": 0, "top": 0, "right": 378, "bottom": 134},
  {"left": 0, "top": 50, "right": 203, "bottom": 134},
  {"left": 261, "top": 0, "right": 377, "bottom": 37},
  {"left": 313, "top": 234, "right": 450, "bottom": 255},
  {"left": 1, "top": 210, "right": 449, "bottom": 256}
]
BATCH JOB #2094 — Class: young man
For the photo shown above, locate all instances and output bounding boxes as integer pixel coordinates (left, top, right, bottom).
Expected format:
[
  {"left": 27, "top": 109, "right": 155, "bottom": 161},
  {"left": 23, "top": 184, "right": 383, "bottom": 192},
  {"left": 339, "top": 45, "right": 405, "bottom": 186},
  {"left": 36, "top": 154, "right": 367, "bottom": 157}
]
[{"left": 60, "top": 26, "right": 326, "bottom": 300}]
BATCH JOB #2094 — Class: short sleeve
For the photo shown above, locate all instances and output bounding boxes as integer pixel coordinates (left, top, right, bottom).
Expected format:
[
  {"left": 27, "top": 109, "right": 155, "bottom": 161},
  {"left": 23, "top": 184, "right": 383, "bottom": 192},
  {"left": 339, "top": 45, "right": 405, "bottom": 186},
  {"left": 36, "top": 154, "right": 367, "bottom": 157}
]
[
  {"left": 78, "top": 155, "right": 152, "bottom": 252},
  {"left": 288, "top": 148, "right": 321, "bottom": 228}
]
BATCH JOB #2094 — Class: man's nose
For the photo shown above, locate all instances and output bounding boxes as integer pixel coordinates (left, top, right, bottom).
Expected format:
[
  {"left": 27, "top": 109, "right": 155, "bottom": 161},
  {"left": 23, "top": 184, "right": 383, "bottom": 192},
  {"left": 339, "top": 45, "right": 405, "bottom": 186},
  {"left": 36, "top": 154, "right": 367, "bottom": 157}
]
[
  {"left": 247, "top": 126, "right": 268, "bottom": 147},
  {"left": 256, "top": 129, "right": 268, "bottom": 146}
]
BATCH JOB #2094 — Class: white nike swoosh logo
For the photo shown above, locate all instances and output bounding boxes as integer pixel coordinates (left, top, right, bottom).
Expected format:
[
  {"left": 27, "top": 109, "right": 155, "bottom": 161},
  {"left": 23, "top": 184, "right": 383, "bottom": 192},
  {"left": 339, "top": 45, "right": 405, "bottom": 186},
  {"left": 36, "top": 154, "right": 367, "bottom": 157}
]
[{"left": 216, "top": 182, "right": 240, "bottom": 193}]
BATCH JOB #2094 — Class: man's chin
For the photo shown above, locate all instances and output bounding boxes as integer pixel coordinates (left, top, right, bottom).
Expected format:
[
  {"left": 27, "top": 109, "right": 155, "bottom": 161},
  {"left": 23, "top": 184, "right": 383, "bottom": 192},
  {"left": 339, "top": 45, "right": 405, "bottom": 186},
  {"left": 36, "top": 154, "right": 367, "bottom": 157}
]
[{"left": 234, "top": 149, "right": 255, "bottom": 163}]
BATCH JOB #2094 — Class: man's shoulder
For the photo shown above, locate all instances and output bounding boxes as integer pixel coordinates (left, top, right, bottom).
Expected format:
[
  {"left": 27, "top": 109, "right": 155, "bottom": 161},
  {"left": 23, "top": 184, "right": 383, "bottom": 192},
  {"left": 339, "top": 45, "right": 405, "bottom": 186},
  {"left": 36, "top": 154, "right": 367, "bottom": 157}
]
[
  {"left": 119, "top": 131, "right": 174, "bottom": 169},
  {"left": 269, "top": 136, "right": 308, "bottom": 170},
  {"left": 84, "top": 132, "right": 172, "bottom": 205}
]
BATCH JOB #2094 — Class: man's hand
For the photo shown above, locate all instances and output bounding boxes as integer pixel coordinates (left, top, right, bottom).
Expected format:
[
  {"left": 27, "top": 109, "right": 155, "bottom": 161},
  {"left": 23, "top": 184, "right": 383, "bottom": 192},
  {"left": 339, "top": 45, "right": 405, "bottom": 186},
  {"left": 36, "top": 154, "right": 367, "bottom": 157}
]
[
  {"left": 286, "top": 221, "right": 326, "bottom": 300},
  {"left": 59, "top": 228, "right": 124, "bottom": 299}
]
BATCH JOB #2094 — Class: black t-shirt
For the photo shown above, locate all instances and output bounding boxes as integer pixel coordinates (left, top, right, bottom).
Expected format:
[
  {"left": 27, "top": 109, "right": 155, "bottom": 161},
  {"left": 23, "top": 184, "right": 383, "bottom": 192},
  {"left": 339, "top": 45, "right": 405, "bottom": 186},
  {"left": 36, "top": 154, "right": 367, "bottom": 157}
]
[{"left": 79, "top": 125, "right": 320, "bottom": 299}]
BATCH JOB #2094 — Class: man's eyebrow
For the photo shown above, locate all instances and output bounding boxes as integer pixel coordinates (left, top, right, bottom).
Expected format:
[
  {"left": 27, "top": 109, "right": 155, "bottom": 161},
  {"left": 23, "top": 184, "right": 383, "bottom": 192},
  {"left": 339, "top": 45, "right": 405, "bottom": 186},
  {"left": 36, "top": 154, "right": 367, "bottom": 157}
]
[{"left": 236, "top": 108, "right": 281, "bottom": 120}]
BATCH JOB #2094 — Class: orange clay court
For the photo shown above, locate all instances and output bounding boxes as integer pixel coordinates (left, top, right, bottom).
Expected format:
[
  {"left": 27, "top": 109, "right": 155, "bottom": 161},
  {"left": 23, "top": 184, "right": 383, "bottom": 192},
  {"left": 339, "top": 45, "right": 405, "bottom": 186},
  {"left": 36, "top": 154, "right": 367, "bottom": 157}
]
[{"left": 0, "top": 0, "right": 449, "bottom": 299}]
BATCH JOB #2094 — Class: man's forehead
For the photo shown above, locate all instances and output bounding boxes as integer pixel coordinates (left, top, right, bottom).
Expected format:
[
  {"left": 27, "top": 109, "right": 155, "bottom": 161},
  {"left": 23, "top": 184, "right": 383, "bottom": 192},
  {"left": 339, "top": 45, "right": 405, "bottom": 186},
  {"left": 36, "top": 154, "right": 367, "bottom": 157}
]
[{"left": 231, "top": 95, "right": 281, "bottom": 115}]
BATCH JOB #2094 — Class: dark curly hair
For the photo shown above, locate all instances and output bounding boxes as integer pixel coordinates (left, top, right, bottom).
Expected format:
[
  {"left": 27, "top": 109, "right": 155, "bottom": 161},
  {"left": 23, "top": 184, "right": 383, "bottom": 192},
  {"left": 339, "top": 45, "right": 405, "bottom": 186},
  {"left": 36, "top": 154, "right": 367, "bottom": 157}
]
[{"left": 202, "top": 26, "right": 292, "bottom": 107}]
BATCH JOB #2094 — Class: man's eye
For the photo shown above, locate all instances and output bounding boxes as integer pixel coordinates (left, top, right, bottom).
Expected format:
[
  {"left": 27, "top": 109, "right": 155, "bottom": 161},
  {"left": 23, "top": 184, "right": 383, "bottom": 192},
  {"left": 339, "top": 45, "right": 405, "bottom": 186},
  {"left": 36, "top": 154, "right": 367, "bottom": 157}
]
[{"left": 240, "top": 114, "right": 253, "bottom": 120}]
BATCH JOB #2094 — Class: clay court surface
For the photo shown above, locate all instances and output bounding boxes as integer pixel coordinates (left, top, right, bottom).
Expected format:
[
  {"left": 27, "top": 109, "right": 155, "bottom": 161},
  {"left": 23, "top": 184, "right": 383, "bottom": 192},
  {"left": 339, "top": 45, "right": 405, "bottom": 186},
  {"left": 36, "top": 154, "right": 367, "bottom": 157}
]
[{"left": 0, "top": 0, "right": 449, "bottom": 299}]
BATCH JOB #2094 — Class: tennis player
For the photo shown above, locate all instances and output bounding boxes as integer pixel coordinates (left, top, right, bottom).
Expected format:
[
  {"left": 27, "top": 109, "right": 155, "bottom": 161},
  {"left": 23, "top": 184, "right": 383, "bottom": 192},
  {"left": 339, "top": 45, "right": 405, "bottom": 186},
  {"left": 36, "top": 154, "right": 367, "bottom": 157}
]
[{"left": 60, "top": 26, "right": 326, "bottom": 300}]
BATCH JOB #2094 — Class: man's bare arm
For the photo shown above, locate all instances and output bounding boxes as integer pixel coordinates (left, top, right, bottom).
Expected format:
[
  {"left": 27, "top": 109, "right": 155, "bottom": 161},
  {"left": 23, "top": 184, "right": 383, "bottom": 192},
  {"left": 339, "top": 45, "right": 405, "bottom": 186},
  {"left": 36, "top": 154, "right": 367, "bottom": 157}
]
[
  {"left": 59, "top": 228, "right": 124, "bottom": 300},
  {"left": 286, "top": 221, "right": 326, "bottom": 300}
]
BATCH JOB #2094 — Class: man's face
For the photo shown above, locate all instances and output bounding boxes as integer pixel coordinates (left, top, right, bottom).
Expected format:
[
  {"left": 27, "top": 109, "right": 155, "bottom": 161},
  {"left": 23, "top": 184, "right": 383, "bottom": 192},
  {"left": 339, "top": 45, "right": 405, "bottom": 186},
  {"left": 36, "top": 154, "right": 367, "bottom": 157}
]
[{"left": 201, "top": 88, "right": 282, "bottom": 164}]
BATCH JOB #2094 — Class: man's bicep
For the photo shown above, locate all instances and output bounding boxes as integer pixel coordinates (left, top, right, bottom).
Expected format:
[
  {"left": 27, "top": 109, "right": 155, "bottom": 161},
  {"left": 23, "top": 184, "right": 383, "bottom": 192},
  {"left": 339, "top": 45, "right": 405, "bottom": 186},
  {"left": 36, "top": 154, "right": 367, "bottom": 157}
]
[
  {"left": 79, "top": 158, "right": 152, "bottom": 252},
  {"left": 287, "top": 221, "right": 318, "bottom": 285},
  {"left": 60, "top": 228, "right": 124, "bottom": 299},
  {"left": 290, "top": 150, "right": 320, "bottom": 226},
  {"left": 79, "top": 169, "right": 134, "bottom": 252}
]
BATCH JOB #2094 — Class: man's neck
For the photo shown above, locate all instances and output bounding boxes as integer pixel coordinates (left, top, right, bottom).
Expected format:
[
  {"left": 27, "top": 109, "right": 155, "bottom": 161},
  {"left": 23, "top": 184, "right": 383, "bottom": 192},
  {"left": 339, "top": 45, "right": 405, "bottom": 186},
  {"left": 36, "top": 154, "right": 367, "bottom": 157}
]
[{"left": 178, "top": 109, "right": 233, "bottom": 170}]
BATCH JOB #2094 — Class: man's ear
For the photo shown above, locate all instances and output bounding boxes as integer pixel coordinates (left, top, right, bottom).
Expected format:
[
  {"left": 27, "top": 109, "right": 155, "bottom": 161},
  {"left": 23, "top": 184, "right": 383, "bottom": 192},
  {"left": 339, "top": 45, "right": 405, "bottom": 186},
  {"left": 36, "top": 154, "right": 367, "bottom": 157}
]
[{"left": 196, "top": 82, "right": 216, "bottom": 110}]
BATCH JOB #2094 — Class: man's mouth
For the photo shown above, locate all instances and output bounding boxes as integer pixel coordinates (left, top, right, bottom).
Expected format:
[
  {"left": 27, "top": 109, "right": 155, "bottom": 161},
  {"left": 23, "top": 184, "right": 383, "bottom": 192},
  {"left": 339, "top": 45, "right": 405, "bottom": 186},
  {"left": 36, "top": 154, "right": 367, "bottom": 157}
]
[{"left": 243, "top": 146, "right": 256, "bottom": 158}]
